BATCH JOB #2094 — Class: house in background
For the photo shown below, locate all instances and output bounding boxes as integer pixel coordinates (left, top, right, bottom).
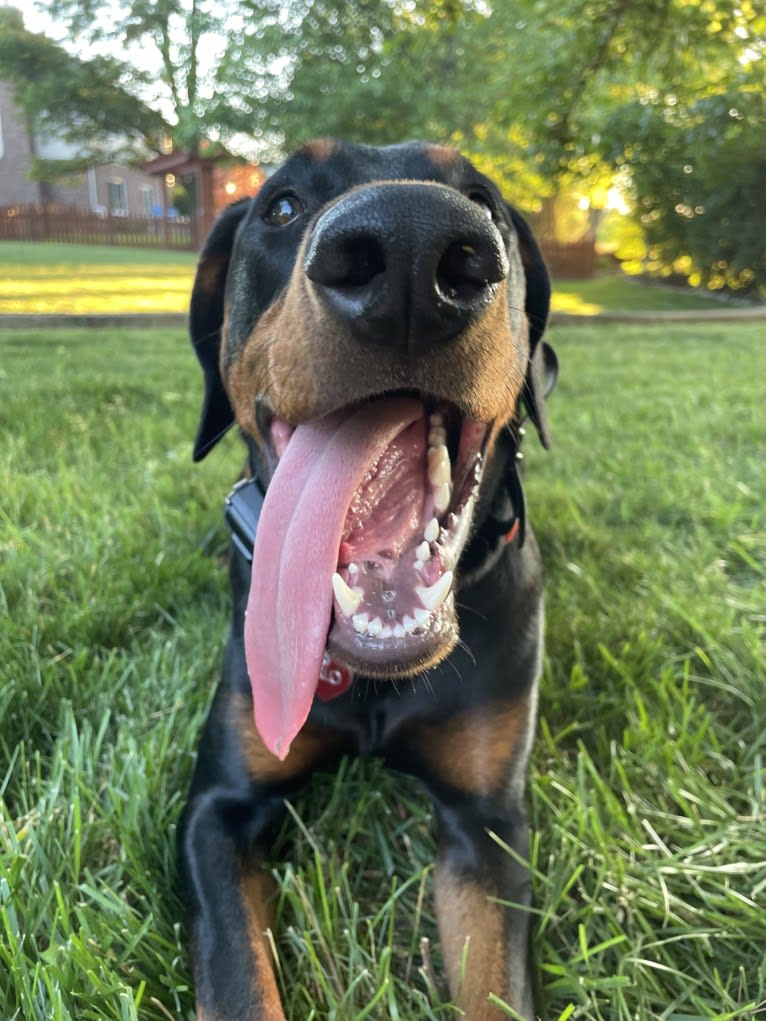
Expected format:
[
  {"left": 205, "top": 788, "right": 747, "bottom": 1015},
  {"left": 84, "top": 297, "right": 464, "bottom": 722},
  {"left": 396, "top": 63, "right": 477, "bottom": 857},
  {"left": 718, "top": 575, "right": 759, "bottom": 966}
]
[
  {"left": 0, "top": 80, "right": 162, "bottom": 216},
  {"left": 1, "top": 78, "right": 265, "bottom": 249}
]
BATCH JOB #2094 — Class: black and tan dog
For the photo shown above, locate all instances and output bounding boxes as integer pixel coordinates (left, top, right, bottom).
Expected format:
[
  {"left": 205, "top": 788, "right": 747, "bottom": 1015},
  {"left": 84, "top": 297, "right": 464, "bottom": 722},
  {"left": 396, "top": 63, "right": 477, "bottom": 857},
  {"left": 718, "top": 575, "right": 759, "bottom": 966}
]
[{"left": 180, "top": 138, "right": 557, "bottom": 1020}]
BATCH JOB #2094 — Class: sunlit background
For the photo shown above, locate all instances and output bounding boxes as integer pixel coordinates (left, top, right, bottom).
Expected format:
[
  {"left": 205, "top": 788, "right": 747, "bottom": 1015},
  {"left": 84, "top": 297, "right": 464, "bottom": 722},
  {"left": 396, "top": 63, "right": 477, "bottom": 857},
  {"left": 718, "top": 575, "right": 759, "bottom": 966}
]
[{"left": 1, "top": 0, "right": 764, "bottom": 296}]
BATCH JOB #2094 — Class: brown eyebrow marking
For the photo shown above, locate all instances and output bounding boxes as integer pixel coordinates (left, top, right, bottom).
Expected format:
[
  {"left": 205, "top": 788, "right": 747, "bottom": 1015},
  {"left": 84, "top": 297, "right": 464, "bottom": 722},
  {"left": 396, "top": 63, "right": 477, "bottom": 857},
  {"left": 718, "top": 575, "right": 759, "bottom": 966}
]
[
  {"left": 300, "top": 137, "right": 338, "bottom": 163},
  {"left": 426, "top": 143, "right": 460, "bottom": 170}
]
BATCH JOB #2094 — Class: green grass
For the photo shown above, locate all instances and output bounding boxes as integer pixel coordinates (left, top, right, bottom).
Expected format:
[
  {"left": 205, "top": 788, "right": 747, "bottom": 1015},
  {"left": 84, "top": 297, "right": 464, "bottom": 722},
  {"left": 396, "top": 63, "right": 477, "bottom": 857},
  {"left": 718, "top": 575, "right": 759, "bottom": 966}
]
[
  {"left": 0, "top": 242, "right": 196, "bottom": 314},
  {"left": 551, "top": 272, "right": 730, "bottom": 315},
  {"left": 1, "top": 324, "right": 765, "bottom": 1020}
]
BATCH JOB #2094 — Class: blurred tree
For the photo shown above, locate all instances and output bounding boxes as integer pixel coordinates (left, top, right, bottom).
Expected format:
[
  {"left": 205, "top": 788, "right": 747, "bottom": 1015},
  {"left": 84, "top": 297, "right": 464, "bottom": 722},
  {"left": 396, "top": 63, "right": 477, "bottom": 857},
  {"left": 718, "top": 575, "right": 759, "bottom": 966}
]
[
  {"left": 414, "top": 0, "right": 765, "bottom": 257},
  {"left": 36, "top": 0, "right": 224, "bottom": 153},
  {"left": 604, "top": 84, "right": 766, "bottom": 293},
  {"left": 211, "top": 0, "right": 551, "bottom": 204},
  {"left": 0, "top": 7, "right": 165, "bottom": 169},
  {"left": 38, "top": 0, "right": 282, "bottom": 155}
]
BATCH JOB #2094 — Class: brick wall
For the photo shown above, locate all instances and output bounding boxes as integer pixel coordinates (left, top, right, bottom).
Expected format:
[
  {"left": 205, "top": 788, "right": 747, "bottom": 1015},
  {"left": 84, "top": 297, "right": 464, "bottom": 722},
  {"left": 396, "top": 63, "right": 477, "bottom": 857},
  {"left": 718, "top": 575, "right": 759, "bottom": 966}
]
[{"left": 0, "top": 81, "right": 42, "bottom": 205}]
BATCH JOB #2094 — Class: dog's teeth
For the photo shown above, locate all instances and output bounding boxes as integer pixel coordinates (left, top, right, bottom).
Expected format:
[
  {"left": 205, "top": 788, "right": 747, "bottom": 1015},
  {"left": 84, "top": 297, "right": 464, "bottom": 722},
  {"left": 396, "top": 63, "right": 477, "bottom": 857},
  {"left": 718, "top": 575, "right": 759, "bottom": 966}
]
[
  {"left": 416, "top": 571, "right": 453, "bottom": 611},
  {"left": 332, "top": 572, "right": 363, "bottom": 616},
  {"left": 402, "top": 614, "right": 417, "bottom": 633},
  {"left": 429, "top": 412, "right": 444, "bottom": 427},
  {"left": 352, "top": 612, "right": 369, "bottom": 634},
  {"left": 434, "top": 483, "right": 451, "bottom": 513},
  {"left": 416, "top": 541, "right": 431, "bottom": 562},
  {"left": 448, "top": 512, "right": 458, "bottom": 530},
  {"left": 347, "top": 562, "right": 359, "bottom": 576},
  {"left": 424, "top": 518, "right": 440, "bottom": 543},
  {"left": 428, "top": 445, "right": 451, "bottom": 487},
  {"left": 380, "top": 624, "right": 393, "bottom": 638},
  {"left": 393, "top": 623, "right": 406, "bottom": 638},
  {"left": 428, "top": 427, "right": 447, "bottom": 448},
  {"left": 413, "top": 607, "right": 431, "bottom": 626},
  {"left": 367, "top": 617, "right": 383, "bottom": 637}
]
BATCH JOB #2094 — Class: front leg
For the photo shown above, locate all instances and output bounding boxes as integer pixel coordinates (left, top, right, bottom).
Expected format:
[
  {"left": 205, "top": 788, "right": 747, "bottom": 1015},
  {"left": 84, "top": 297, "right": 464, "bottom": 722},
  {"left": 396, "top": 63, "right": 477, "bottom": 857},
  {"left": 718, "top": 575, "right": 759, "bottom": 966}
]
[
  {"left": 414, "top": 699, "right": 537, "bottom": 1020},
  {"left": 433, "top": 799, "right": 534, "bottom": 1021},
  {"left": 179, "top": 685, "right": 341, "bottom": 1021},
  {"left": 181, "top": 784, "right": 285, "bottom": 1021}
]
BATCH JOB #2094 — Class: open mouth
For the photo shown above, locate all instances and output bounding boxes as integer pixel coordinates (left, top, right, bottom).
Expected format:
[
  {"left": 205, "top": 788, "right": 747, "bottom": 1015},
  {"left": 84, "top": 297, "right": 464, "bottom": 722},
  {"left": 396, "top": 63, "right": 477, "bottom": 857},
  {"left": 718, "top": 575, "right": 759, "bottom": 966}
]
[
  {"left": 244, "top": 393, "right": 489, "bottom": 759},
  {"left": 327, "top": 401, "right": 487, "bottom": 667}
]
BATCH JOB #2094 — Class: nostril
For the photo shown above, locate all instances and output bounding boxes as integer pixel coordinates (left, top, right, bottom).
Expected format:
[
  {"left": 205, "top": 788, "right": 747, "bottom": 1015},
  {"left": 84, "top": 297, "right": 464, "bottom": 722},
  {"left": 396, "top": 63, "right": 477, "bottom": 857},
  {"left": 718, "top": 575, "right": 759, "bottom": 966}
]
[
  {"left": 306, "top": 234, "right": 386, "bottom": 289},
  {"left": 341, "top": 237, "right": 386, "bottom": 287},
  {"left": 436, "top": 241, "right": 493, "bottom": 305}
]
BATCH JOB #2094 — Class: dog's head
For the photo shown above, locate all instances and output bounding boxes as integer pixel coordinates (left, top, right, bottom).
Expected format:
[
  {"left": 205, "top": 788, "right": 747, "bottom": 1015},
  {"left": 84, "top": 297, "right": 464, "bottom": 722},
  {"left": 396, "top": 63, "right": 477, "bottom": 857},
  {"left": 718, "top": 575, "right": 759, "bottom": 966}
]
[{"left": 190, "top": 139, "right": 556, "bottom": 758}]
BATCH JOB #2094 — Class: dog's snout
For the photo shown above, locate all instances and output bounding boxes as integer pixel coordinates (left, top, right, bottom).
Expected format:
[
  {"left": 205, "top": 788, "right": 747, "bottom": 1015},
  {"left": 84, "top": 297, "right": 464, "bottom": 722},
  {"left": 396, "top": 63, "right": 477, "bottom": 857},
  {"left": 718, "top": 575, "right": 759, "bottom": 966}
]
[{"left": 304, "top": 183, "right": 508, "bottom": 353}]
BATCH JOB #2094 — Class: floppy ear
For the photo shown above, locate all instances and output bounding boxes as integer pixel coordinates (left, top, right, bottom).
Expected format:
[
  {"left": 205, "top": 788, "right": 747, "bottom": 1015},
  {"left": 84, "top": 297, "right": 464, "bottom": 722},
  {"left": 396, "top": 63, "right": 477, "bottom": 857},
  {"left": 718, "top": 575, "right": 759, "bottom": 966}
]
[
  {"left": 189, "top": 199, "right": 251, "bottom": 462},
  {"left": 507, "top": 206, "right": 558, "bottom": 449}
]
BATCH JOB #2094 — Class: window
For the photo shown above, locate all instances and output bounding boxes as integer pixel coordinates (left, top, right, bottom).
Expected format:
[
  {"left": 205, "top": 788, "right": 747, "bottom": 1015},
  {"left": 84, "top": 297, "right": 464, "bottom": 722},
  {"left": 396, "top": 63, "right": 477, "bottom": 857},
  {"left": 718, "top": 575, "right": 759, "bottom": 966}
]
[
  {"left": 139, "top": 184, "right": 154, "bottom": 218},
  {"left": 107, "top": 178, "right": 128, "bottom": 216}
]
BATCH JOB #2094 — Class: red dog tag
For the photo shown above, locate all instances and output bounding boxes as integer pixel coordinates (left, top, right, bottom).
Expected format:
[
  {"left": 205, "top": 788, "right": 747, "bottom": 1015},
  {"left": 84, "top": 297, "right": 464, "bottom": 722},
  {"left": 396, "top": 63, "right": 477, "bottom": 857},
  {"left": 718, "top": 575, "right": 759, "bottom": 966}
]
[{"left": 316, "top": 654, "right": 354, "bottom": 701}]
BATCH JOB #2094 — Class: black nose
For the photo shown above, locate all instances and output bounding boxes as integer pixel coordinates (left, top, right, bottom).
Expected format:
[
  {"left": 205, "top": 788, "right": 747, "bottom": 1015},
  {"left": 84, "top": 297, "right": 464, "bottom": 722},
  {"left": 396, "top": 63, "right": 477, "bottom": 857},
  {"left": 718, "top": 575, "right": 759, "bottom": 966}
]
[{"left": 303, "top": 182, "right": 508, "bottom": 354}]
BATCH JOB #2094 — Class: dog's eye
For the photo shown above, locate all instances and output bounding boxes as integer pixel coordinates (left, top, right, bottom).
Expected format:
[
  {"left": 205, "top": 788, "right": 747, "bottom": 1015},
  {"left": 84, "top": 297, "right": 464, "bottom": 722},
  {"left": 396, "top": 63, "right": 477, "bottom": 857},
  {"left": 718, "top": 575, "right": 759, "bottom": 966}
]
[
  {"left": 467, "top": 191, "right": 495, "bottom": 220},
  {"left": 263, "top": 192, "right": 304, "bottom": 227}
]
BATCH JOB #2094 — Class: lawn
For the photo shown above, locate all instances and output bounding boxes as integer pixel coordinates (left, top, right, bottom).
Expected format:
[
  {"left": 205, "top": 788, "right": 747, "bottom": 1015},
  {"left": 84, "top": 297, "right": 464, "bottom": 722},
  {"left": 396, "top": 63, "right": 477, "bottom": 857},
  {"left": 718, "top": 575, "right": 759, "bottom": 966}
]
[
  {"left": 0, "top": 242, "right": 197, "bottom": 314},
  {"left": 1, "top": 323, "right": 764, "bottom": 1020},
  {"left": 0, "top": 241, "right": 740, "bottom": 316},
  {"left": 551, "top": 272, "right": 729, "bottom": 315}
]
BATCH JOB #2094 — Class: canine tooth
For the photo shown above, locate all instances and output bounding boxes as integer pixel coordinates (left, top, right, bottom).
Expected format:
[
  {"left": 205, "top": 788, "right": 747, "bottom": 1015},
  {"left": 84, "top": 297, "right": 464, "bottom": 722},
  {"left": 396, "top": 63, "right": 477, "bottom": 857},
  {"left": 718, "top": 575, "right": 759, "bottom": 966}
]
[
  {"left": 428, "top": 446, "right": 451, "bottom": 487},
  {"left": 416, "top": 541, "right": 431, "bottom": 562},
  {"left": 352, "top": 612, "right": 369, "bottom": 634},
  {"left": 434, "top": 482, "right": 451, "bottom": 513},
  {"left": 332, "top": 572, "right": 363, "bottom": 616},
  {"left": 428, "top": 427, "right": 447, "bottom": 447},
  {"left": 413, "top": 607, "right": 431, "bottom": 626},
  {"left": 424, "top": 517, "right": 440, "bottom": 543},
  {"left": 430, "top": 459, "right": 451, "bottom": 487},
  {"left": 402, "top": 614, "right": 417, "bottom": 633},
  {"left": 393, "top": 624, "right": 406, "bottom": 639},
  {"left": 367, "top": 617, "right": 383, "bottom": 637},
  {"left": 416, "top": 571, "right": 453, "bottom": 611}
]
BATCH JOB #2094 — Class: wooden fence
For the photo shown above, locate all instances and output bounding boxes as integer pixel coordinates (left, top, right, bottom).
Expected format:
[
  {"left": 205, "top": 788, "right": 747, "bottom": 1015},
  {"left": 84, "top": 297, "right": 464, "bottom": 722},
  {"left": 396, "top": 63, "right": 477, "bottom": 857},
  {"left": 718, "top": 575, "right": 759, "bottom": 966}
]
[
  {"left": 0, "top": 203, "right": 194, "bottom": 250},
  {"left": 539, "top": 239, "right": 597, "bottom": 279},
  {"left": 0, "top": 202, "right": 597, "bottom": 275}
]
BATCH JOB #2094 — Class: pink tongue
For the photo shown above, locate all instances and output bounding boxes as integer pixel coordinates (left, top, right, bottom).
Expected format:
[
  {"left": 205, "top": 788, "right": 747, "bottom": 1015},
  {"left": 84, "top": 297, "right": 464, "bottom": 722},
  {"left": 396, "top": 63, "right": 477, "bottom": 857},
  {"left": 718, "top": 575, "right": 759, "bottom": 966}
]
[{"left": 244, "top": 397, "right": 423, "bottom": 760}]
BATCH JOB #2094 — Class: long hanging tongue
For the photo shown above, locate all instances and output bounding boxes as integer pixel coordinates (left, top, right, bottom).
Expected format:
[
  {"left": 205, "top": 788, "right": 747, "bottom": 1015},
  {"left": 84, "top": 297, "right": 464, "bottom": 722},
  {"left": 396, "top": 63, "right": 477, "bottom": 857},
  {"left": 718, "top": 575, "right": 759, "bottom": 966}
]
[{"left": 244, "top": 397, "right": 423, "bottom": 760}]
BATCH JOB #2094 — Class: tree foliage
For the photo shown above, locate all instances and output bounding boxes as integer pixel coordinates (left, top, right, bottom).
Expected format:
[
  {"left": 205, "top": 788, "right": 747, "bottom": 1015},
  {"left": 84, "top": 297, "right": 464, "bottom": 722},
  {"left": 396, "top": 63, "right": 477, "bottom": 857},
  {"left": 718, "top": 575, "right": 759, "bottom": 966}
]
[
  {"left": 0, "top": 7, "right": 164, "bottom": 167},
  {"left": 606, "top": 84, "right": 766, "bottom": 292}
]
